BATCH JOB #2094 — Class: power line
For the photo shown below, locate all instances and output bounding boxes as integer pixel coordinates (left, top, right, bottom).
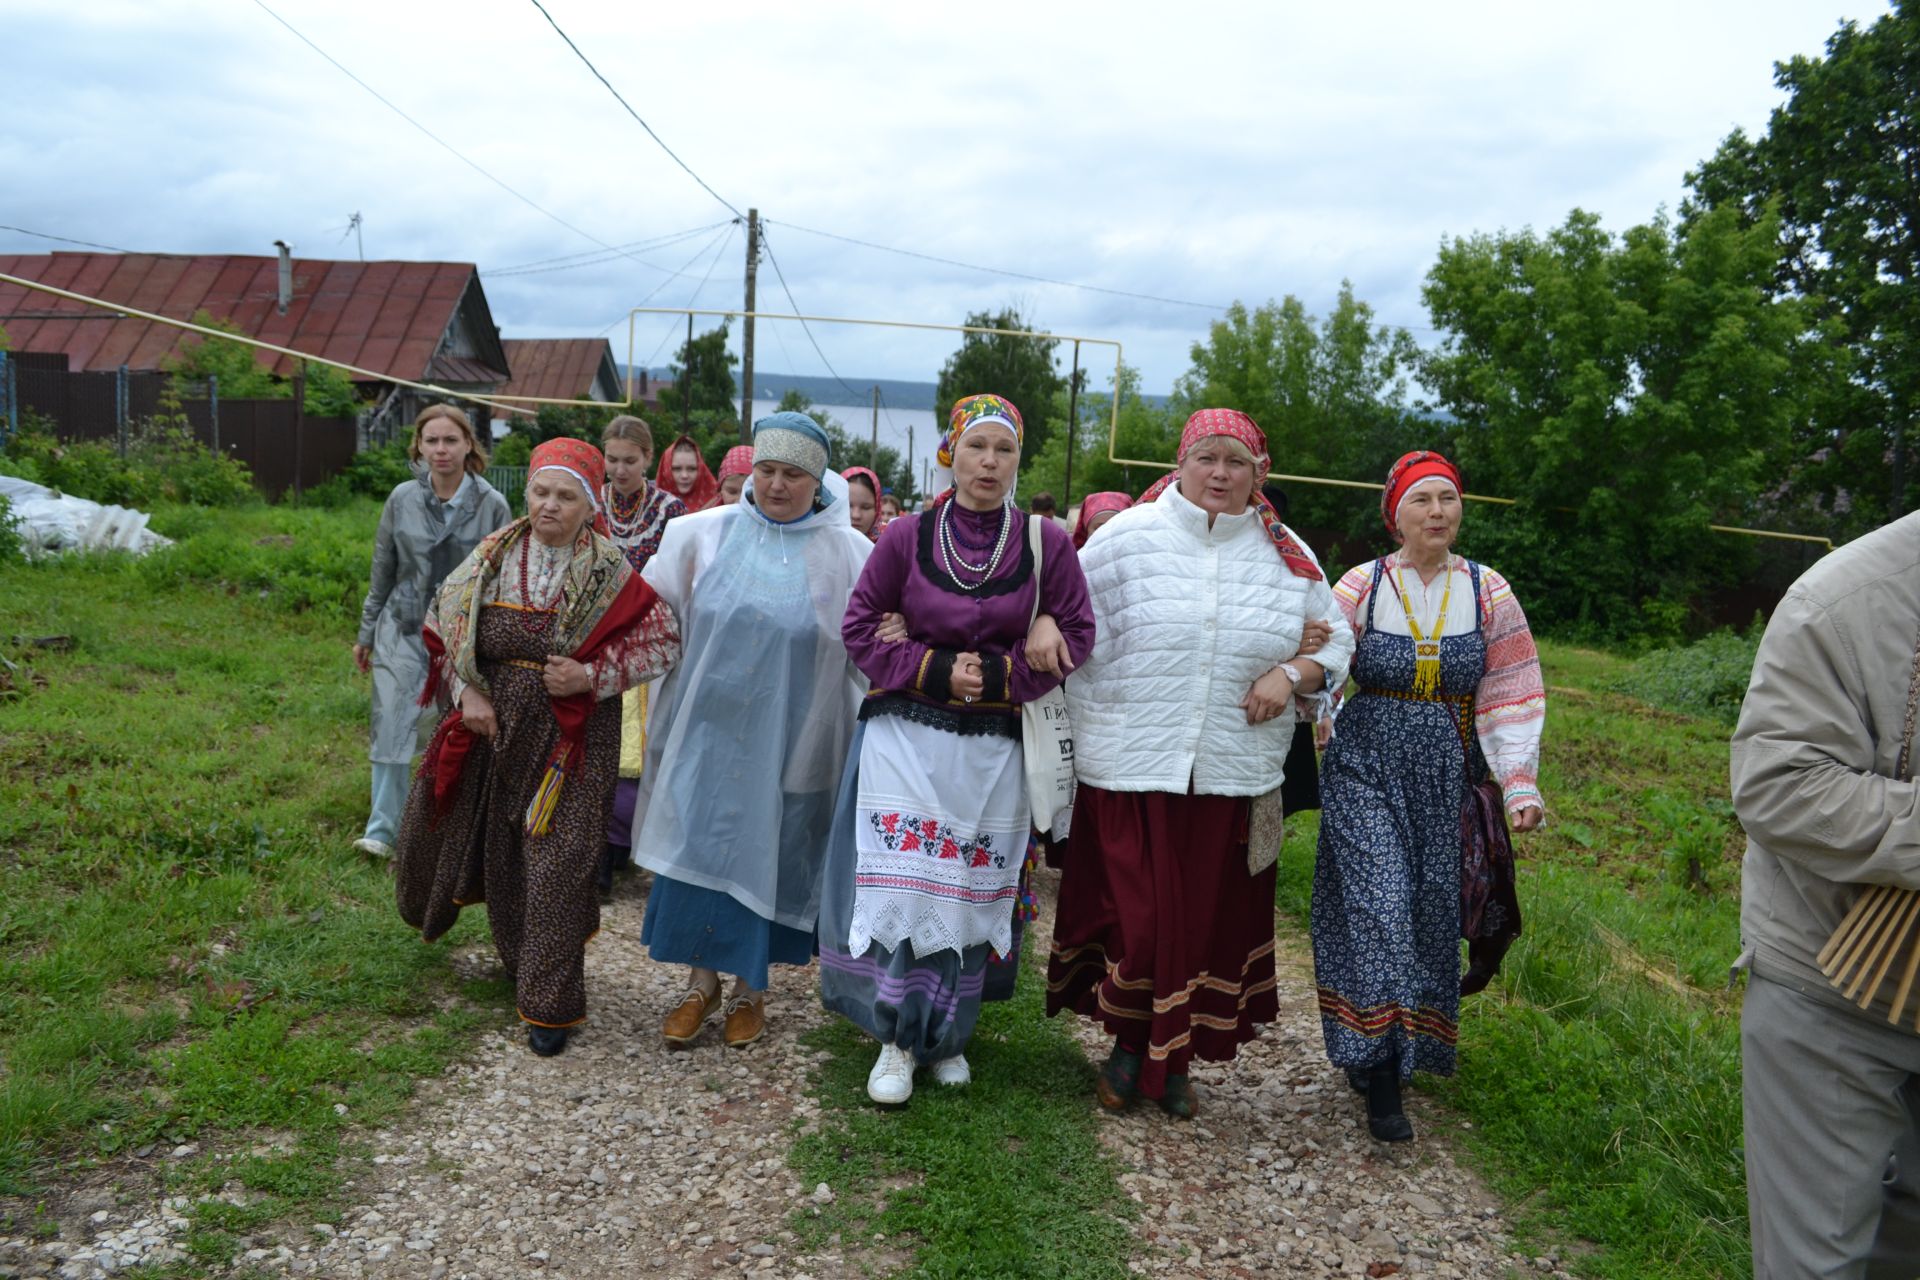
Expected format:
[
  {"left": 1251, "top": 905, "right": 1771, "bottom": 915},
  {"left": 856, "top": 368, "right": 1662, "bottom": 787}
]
[
  {"left": 641, "top": 223, "right": 739, "bottom": 366},
  {"left": 0, "top": 225, "right": 135, "bottom": 253},
  {"left": 484, "top": 222, "right": 731, "bottom": 276},
  {"left": 767, "top": 218, "right": 1233, "bottom": 313},
  {"left": 758, "top": 230, "right": 868, "bottom": 405},
  {"left": 485, "top": 225, "right": 735, "bottom": 280},
  {"left": 524, "top": 0, "right": 744, "bottom": 221},
  {"left": 251, "top": 0, "right": 689, "bottom": 284}
]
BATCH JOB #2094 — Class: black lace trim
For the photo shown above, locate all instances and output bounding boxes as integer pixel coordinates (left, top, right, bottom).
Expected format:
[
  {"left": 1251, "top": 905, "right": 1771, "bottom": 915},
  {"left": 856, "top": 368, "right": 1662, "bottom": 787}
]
[
  {"left": 859, "top": 693, "right": 1020, "bottom": 739},
  {"left": 913, "top": 506, "right": 1035, "bottom": 599},
  {"left": 922, "top": 649, "right": 957, "bottom": 701}
]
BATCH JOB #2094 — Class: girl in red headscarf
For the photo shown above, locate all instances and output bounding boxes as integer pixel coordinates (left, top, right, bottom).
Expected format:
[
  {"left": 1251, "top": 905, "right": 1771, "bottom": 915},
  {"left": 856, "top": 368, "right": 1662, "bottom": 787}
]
[
  {"left": 841, "top": 465, "right": 882, "bottom": 540},
  {"left": 1070, "top": 491, "right": 1132, "bottom": 551},
  {"left": 656, "top": 434, "right": 719, "bottom": 512},
  {"left": 1310, "top": 449, "right": 1546, "bottom": 1142},
  {"left": 707, "top": 445, "right": 754, "bottom": 510},
  {"left": 394, "top": 438, "right": 683, "bottom": 1059}
]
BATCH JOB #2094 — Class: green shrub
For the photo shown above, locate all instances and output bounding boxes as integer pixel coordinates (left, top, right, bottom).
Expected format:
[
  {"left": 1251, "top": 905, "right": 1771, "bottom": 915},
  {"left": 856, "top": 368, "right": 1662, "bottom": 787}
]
[
  {"left": 302, "top": 440, "right": 413, "bottom": 509},
  {"left": 0, "top": 419, "right": 255, "bottom": 509},
  {"left": 489, "top": 433, "right": 530, "bottom": 467},
  {"left": 0, "top": 494, "right": 22, "bottom": 564},
  {"left": 1614, "top": 628, "right": 1763, "bottom": 725}
]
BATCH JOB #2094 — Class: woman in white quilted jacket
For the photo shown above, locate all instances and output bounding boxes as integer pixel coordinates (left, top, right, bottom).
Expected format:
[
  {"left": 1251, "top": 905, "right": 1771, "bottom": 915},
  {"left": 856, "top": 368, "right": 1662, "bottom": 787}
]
[{"left": 1046, "top": 408, "right": 1353, "bottom": 1119}]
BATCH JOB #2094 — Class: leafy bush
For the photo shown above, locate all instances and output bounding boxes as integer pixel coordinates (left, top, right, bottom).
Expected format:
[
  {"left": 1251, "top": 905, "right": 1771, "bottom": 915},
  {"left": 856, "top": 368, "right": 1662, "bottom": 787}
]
[
  {"left": 136, "top": 502, "right": 378, "bottom": 625},
  {"left": 302, "top": 440, "right": 414, "bottom": 509},
  {"left": 165, "top": 311, "right": 363, "bottom": 418},
  {"left": 0, "top": 493, "right": 22, "bottom": 564},
  {"left": 489, "top": 432, "right": 530, "bottom": 467},
  {"left": 0, "top": 419, "right": 255, "bottom": 508},
  {"left": 1612, "top": 627, "right": 1762, "bottom": 724}
]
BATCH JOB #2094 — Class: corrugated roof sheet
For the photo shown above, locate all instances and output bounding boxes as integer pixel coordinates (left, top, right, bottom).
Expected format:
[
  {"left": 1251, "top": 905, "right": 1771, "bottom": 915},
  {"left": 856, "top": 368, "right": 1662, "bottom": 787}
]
[
  {"left": 0, "top": 251, "right": 509, "bottom": 386},
  {"left": 496, "top": 338, "right": 619, "bottom": 405}
]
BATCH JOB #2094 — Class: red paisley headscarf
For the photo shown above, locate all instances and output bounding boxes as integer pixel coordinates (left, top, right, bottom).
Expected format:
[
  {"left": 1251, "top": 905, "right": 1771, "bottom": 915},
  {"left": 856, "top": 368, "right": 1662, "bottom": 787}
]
[
  {"left": 704, "top": 445, "right": 754, "bottom": 509},
  {"left": 530, "top": 436, "right": 609, "bottom": 536},
  {"left": 655, "top": 434, "right": 719, "bottom": 511},
  {"left": 1381, "top": 450, "right": 1463, "bottom": 533},
  {"left": 1071, "top": 492, "right": 1132, "bottom": 549},
  {"left": 1138, "top": 408, "right": 1322, "bottom": 582}
]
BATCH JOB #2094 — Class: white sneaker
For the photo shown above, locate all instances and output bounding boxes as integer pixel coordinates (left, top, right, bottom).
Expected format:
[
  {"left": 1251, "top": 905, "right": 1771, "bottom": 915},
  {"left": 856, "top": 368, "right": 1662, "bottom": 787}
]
[
  {"left": 352, "top": 837, "right": 393, "bottom": 860},
  {"left": 866, "top": 1044, "right": 916, "bottom": 1105},
  {"left": 929, "top": 1054, "right": 970, "bottom": 1086}
]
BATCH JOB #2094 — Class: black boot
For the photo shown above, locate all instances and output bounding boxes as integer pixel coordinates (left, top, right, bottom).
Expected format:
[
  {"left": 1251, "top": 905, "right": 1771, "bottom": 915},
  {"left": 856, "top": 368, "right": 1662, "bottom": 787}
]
[
  {"left": 527, "top": 1024, "right": 570, "bottom": 1057},
  {"left": 1366, "top": 1062, "right": 1414, "bottom": 1142},
  {"left": 597, "top": 844, "right": 617, "bottom": 899},
  {"left": 1345, "top": 1068, "right": 1369, "bottom": 1095}
]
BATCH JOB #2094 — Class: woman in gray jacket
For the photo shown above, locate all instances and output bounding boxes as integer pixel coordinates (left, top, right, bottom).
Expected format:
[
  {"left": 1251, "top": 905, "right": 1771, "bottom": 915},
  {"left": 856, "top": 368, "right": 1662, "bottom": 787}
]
[{"left": 351, "top": 404, "right": 511, "bottom": 858}]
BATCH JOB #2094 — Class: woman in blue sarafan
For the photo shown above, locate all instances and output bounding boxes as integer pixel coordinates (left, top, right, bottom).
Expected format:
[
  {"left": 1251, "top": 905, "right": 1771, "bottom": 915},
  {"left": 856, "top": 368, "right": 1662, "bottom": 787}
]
[{"left": 629, "top": 413, "right": 873, "bottom": 1049}]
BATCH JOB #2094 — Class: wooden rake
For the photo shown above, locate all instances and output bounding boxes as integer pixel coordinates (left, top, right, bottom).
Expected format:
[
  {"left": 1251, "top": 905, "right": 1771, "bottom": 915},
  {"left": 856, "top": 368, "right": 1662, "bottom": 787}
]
[
  {"left": 1819, "top": 884, "right": 1920, "bottom": 1029},
  {"left": 1817, "top": 621, "right": 1920, "bottom": 1029}
]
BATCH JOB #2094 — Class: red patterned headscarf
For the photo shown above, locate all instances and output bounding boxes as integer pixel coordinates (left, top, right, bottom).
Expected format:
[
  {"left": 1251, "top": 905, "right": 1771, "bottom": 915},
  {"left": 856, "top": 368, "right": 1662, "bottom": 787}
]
[
  {"left": 717, "top": 445, "right": 755, "bottom": 481},
  {"left": 1071, "top": 491, "right": 1132, "bottom": 549},
  {"left": 1381, "top": 450, "right": 1462, "bottom": 533},
  {"left": 1138, "top": 408, "right": 1321, "bottom": 581},
  {"left": 655, "top": 434, "right": 719, "bottom": 511},
  {"left": 530, "top": 437, "right": 610, "bottom": 535}
]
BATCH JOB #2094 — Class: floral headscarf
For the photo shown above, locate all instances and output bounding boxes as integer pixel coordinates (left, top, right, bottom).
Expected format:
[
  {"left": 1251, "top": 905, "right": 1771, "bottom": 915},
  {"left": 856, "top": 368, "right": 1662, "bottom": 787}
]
[
  {"left": 932, "top": 393, "right": 1023, "bottom": 503},
  {"left": 1138, "top": 408, "right": 1321, "bottom": 582}
]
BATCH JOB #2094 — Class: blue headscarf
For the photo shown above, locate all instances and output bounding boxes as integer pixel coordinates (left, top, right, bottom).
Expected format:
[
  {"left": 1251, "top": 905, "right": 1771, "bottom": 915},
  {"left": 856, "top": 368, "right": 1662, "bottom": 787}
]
[{"left": 751, "top": 411, "right": 832, "bottom": 481}]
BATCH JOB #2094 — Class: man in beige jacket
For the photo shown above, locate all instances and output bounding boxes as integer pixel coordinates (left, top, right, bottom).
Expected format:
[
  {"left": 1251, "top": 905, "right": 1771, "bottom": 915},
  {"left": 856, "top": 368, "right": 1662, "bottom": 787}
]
[{"left": 1731, "top": 511, "right": 1920, "bottom": 1278}]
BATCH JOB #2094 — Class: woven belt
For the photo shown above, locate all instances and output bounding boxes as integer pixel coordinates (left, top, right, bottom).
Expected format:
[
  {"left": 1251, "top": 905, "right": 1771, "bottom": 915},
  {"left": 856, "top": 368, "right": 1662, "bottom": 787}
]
[
  {"left": 1357, "top": 685, "right": 1471, "bottom": 707},
  {"left": 500, "top": 658, "right": 546, "bottom": 672}
]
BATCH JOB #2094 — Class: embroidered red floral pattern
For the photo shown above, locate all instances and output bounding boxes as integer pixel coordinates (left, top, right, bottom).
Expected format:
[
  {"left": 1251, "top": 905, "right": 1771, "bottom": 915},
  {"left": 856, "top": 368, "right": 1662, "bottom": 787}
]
[{"left": 868, "top": 811, "right": 1007, "bottom": 870}]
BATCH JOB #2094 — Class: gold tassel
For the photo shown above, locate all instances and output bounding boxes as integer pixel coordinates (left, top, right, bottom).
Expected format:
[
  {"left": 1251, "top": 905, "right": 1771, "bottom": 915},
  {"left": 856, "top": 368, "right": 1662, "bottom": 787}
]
[
  {"left": 524, "top": 762, "right": 566, "bottom": 836},
  {"left": 1412, "top": 641, "right": 1443, "bottom": 698}
]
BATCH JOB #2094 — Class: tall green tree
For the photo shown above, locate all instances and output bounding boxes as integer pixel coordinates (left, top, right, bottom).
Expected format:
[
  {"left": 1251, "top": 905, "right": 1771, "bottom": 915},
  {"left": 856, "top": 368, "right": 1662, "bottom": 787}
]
[
  {"left": 164, "top": 311, "right": 360, "bottom": 417},
  {"left": 1172, "top": 285, "right": 1423, "bottom": 545},
  {"left": 932, "top": 308, "right": 1064, "bottom": 471},
  {"left": 1420, "top": 206, "right": 1798, "bottom": 639},
  {"left": 1687, "top": 2, "right": 1920, "bottom": 532},
  {"left": 1017, "top": 363, "right": 1179, "bottom": 506}
]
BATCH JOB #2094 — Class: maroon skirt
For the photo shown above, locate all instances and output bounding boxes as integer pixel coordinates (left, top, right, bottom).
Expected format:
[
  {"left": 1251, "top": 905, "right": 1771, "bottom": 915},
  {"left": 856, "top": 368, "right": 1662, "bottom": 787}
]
[{"left": 1045, "top": 783, "right": 1279, "bottom": 1099}]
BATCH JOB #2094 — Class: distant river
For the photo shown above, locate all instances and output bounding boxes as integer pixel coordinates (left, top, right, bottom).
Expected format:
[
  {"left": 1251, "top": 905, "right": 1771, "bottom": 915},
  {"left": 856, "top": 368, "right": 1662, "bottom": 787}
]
[{"left": 750, "top": 398, "right": 937, "bottom": 493}]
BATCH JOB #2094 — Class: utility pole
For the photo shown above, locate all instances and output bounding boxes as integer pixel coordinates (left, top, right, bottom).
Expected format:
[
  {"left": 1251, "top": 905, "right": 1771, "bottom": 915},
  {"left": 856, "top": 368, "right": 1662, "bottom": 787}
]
[
  {"left": 682, "top": 313, "right": 692, "bottom": 435},
  {"left": 739, "top": 209, "right": 758, "bottom": 442},
  {"left": 907, "top": 423, "right": 914, "bottom": 498},
  {"left": 870, "top": 385, "right": 880, "bottom": 469},
  {"left": 1061, "top": 340, "right": 1082, "bottom": 510}
]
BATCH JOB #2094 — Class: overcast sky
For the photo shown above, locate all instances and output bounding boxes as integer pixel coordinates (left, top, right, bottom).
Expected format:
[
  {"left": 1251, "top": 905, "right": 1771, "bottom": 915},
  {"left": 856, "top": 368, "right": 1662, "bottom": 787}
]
[{"left": 1, "top": 0, "right": 1877, "bottom": 398}]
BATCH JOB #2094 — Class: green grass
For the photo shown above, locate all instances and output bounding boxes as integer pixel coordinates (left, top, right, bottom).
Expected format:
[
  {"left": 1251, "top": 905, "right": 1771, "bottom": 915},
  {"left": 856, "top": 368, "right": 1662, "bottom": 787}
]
[
  {"left": 0, "top": 501, "right": 505, "bottom": 1246},
  {"left": 1276, "top": 639, "right": 1750, "bottom": 1280},
  {"left": 788, "top": 956, "right": 1134, "bottom": 1280}
]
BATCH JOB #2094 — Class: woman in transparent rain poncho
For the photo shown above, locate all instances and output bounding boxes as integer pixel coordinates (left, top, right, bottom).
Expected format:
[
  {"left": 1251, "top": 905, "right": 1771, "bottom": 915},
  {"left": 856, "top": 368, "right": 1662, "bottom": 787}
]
[{"left": 630, "top": 412, "right": 874, "bottom": 1048}]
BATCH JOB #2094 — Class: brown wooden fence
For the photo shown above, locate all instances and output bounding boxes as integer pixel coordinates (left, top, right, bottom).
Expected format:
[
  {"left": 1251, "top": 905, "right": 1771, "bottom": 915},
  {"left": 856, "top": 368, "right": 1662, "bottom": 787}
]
[{"left": 1, "top": 352, "right": 356, "bottom": 498}]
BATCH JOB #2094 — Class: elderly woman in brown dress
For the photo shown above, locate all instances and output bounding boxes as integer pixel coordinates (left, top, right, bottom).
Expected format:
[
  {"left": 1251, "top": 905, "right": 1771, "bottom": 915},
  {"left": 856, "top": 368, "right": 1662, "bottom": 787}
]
[{"left": 395, "top": 437, "right": 682, "bottom": 1057}]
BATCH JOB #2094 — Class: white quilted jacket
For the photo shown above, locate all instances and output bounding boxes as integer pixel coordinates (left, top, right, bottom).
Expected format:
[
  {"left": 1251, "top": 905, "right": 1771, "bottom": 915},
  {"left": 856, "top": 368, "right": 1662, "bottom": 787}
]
[{"left": 1065, "top": 484, "right": 1354, "bottom": 796}]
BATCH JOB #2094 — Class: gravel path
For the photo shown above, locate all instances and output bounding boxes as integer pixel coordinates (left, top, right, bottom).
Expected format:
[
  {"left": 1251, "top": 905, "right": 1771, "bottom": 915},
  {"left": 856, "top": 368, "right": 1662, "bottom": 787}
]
[{"left": 6, "top": 868, "right": 1583, "bottom": 1280}]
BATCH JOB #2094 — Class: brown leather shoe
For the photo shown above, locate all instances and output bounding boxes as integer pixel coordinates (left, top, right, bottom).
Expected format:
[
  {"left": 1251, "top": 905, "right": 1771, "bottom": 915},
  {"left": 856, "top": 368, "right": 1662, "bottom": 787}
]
[
  {"left": 662, "top": 985, "right": 719, "bottom": 1045},
  {"left": 722, "top": 993, "right": 766, "bottom": 1048}
]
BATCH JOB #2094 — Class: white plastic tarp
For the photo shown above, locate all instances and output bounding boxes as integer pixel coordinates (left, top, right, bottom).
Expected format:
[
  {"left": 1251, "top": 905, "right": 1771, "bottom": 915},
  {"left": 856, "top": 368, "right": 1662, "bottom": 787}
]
[{"left": 0, "top": 476, "right": 172, "bottom": 556}]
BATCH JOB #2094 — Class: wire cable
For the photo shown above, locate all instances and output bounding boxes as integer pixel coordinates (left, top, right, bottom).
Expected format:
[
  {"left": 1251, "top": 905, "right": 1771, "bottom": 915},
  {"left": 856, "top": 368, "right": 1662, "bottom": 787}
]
[
  {"left": 639, "top": 223, "right": 739, "bottom": 365},
  {"left": 485, "top": 222, "right": 730, "bottom": 276},
  {"left": 525, "top": 0, "right": 744, "bottom": 220},
  {"left": 0, "top": 225, "right": 135, "bottom": 253},
  {"left": 767, "top": 218, "right": 1231, "bottom": 313},
  {"left": 251, "top": 0, "right": 690, "bottom": 281},
  {"left": 758, "top": 230, "right": 867, "bottom": 405},
  {"left": 485, "top": 225, "right": 734, "bottom": 281}
]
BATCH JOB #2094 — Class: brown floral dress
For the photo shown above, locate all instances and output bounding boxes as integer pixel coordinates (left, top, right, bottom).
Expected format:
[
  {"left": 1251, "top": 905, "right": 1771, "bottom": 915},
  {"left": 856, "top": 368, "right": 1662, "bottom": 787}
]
[{"left": 395, "top": 527, "right": 680, "bottom": 1028}]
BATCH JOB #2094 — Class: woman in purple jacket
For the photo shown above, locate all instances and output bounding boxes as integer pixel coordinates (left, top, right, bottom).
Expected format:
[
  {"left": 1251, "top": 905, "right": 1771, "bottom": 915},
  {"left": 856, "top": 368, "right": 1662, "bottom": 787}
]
[{"left": 819, "top": 394, "right": 1095, "bottom": 1106}]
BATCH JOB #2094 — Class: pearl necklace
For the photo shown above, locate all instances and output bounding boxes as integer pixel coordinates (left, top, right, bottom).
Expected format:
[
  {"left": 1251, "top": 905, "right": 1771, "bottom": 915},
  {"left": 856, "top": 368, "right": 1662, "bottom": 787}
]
[
  {"left": 602, "top": 483, "right": 648, "bottom": 542},
  {"left": 937, "top": 498, "right": 1013, "bottom": 591}
]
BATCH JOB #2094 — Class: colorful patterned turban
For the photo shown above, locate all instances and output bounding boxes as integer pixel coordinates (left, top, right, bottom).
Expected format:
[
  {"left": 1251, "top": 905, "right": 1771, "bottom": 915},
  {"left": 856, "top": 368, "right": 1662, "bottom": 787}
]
[
  {"left": 1381, "top": 450, "right": 1462, "bottom": 533},
  {"left": 530, "top": 437, "right": 606, "bottom": 512}
]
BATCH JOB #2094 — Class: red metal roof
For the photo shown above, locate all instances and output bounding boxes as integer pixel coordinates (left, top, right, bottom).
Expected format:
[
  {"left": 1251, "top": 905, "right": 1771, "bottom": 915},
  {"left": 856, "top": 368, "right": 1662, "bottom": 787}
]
[
  {"left": 496, "top": 338, "right": 620, "bottom": 405},
  {"left": 0, "top": 251, "right": 508, "bottom": 386}
]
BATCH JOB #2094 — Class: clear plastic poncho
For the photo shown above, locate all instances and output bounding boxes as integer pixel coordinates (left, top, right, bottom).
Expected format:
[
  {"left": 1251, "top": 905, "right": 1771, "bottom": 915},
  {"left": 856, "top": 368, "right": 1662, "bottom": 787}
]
[{"left": 631, "top": 469, "right": 873, "bottom": 930}]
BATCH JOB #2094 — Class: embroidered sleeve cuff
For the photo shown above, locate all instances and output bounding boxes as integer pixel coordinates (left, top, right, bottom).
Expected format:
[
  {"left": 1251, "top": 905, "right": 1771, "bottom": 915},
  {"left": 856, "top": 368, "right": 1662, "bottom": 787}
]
[
  {"left": 981, "top": 656, "right": 1010, "bottom": 704},
  {"left": 920, "top": 650, "right": 958, "bottom": 701},
  {"left": 1502, "top": 781, "right": 1543, "bottom": 817}
]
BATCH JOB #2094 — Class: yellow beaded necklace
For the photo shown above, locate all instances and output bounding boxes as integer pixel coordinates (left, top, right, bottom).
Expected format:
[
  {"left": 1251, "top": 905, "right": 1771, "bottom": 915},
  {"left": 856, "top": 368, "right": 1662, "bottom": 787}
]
[{"left": 1389, "top": 554, "right": 1453, "bottom": 697}]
